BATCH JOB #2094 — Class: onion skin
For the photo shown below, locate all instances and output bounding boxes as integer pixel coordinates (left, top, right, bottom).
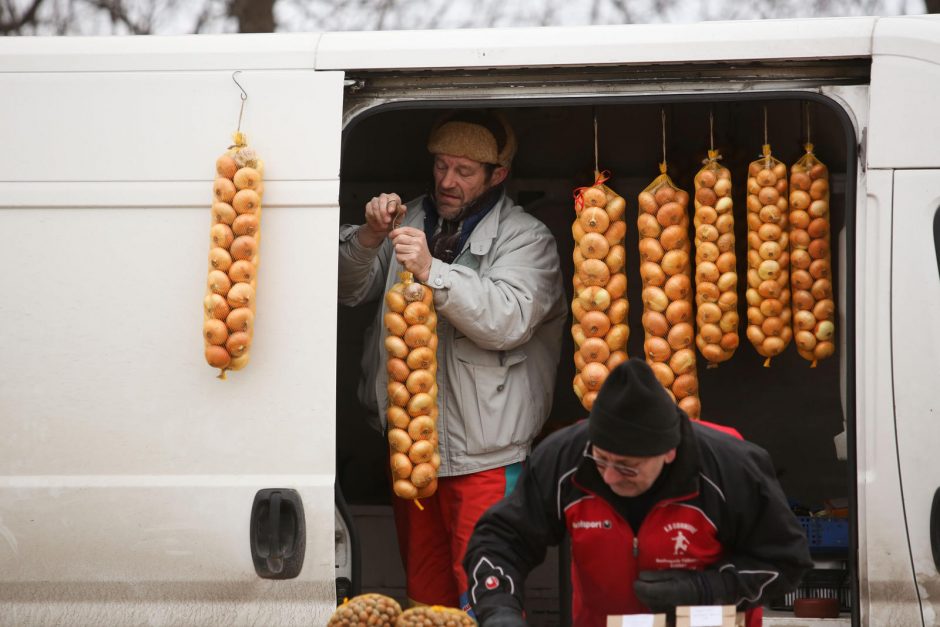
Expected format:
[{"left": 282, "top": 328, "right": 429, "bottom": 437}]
[
  {"left": 226, "top": 307, "right": 254, "bottom": 333},
  {"left": 390, "top": 453, "right": 413, "bottom": 480},
  {"left": 393, "top": 479, "right": 418, "bottom": 500},
  {"left": 205, "top": 345, "right": 231, "bottom": 369},
  {"left": 232, "top": 214, "right": 259, "bottom": 237},
  {"left": 204, "top": 319, "right": 228, "bottom": 346},
  {"left": 204, "top": 293, "right": 230, "bottom": 320}
]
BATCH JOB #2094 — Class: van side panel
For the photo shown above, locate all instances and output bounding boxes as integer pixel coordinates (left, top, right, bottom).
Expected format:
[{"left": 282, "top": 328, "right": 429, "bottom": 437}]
[
  {"left": 868, "top": 16, "right": 940, "bottom": 169},
  {"left": 856, "top": 170, "right": 923, "bottom": 626},
  {"left": 0, "top": 67, "right": 344, "bottom": 625},
  {"left": 892, "top": 170, "right": 940, "bottom": 627}
]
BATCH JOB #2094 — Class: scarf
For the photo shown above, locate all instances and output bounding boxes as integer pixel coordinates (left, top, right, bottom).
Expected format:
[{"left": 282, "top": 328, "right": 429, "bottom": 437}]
[{"left": 422, "top": 184, "right": 503, "bottom": 264}]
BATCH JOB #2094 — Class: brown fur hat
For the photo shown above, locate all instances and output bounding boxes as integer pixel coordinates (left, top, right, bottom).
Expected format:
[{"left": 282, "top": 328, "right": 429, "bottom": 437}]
[{"left": 426, "top": 110, "right": 517, "bottom": 168}]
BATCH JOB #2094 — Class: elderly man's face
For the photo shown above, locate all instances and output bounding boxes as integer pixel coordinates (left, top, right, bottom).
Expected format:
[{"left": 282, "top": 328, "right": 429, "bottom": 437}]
[
  {"left": 590, "top": 445, "right": 676, "bottom": 497},
  {"left": 432, "top": 154, "right": 507, "bottom": 219}
]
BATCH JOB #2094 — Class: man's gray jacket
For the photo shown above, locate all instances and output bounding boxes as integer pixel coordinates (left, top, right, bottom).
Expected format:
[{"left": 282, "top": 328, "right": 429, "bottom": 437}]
[{"left": 338, "top": 192, "right": 567, "bottom": 477}]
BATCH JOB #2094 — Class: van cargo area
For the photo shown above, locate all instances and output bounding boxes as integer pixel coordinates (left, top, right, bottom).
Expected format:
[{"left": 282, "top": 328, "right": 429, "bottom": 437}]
[{"left": 335, "top": 94, "right": 855, "bottom": 624}]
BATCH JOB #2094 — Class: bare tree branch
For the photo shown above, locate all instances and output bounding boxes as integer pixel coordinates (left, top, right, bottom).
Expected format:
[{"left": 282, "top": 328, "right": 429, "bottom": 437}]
[
  {"left": 82, "top": 0, "right": 150, "bottom": 34},
  {"left": 612, "top": 0, "right": 634, "bottom": 24},
  {"left": 374, "top": 0, "right": 394, "bottom": 30},
  {"left": 0, "top": 0, "right": 45, "bottom": 34},
  {"left": 428, "top": 0, "right": 452, "bottom": 29}
]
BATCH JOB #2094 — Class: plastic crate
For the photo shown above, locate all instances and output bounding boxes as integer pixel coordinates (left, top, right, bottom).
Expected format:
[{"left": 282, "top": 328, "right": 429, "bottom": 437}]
[
  {"left": 799, "top": 515, "right": 849, "bottom": 553},
  {"left": 769, "top": 568, "right": 851, "bottom": 612}
]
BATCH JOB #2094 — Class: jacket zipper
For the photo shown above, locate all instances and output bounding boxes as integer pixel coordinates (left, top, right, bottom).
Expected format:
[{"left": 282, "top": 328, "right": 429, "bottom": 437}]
[{"left": 570, "top": 475, "right": 699, "bottom": 563}]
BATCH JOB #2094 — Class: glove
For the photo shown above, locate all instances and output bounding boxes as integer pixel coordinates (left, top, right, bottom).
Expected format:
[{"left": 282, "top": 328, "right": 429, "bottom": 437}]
[
  {"left": 479, "top": 607, "right": 527, "bottom": 627},
  {"left": 633, "top": 569, "right": 710, "bottom": 612}
]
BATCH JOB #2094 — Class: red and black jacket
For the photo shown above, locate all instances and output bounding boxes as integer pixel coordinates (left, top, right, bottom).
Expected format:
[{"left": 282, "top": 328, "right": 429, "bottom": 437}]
[{"left": 464, "top": 416, "right": 812, "bottom": 627}]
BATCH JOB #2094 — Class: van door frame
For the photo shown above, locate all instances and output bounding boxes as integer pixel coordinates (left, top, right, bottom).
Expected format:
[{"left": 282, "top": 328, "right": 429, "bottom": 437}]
[{"left": 338, "top": 87, "right": 861, "bottom": 626}]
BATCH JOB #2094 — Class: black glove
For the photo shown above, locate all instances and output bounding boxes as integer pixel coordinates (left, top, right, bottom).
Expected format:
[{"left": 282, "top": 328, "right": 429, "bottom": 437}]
[
  {"left": 634, "top": 569, "right": 715, "bottom": 612},
  {"left": 479, "top": 607, "right": 527, "bottom": 627}
]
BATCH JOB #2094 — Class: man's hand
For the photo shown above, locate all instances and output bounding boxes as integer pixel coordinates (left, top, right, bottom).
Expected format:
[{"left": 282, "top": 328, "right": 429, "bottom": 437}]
[
  {"left": 479, "top": 607, "right": 527, "bottom": 626},
  {"left": 633, "top": 569, "right": 709, "bottom": 612},
  {"left": 390, "top": 226, "right": 433, "bottom": 283},
  {"left": 358, "top": 193, "right": 403, "bottom": 248}
]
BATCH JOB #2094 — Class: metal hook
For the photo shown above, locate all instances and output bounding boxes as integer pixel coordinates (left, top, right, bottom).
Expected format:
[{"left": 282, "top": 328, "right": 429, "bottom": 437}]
[
  {"left": 232, "top": 70, "right": 248, "bottom": 102},
  {"left": 232, "top": 70, "right": 248, "bottom": 136}
]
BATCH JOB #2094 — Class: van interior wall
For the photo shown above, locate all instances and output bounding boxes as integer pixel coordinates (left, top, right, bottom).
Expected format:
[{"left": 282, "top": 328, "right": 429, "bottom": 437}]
[{"left": 336, "top": 99, "right": 849, "bottom": 513}]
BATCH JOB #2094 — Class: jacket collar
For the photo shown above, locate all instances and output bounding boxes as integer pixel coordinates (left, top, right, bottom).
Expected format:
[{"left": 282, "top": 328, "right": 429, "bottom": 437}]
[
  {"left": 574, "top": 412, "right": 702, "bottom": 512},
  {"left": 411, "top": 191, "right": 506, "bottom": 258},
  {"left": 463, "top": 191, "right": 506, "bottom": 256}
]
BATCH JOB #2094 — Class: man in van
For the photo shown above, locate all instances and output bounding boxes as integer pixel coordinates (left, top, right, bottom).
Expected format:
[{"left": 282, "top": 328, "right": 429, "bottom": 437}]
[
  {"left": 463, "top": 359, "right": 812, "bottom": 627},
  {"left": 337, "top": 110, "right": 567, "bottom": 612}
]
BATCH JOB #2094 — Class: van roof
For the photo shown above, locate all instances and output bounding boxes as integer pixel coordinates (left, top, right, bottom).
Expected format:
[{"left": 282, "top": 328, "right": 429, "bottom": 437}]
[
  {"left": 0, "top": 16, "right": 936, "bottom": 73},
  {"left": 317, "top": 16, "right": 880, "bottom": 71}
]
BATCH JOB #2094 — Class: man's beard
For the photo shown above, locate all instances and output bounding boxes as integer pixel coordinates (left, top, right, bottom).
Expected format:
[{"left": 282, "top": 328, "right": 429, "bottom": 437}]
[
  {"left": 427, "top": 181, "right": 504, "bottom": 263},
  {"left": 433, "top": 177, "right": 497, "bottom": 221},
  {"left": 434, "top": 188, "right": 471, "bottom": 220}
]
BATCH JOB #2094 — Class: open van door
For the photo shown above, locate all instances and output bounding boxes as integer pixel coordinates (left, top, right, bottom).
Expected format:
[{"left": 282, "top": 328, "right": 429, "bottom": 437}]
[
  {"left": 867, "top": 16, "right": 940, "bottom": 625},
  {"left": 0, "top": 38, "right": 345, "bottom": 625},
  {"left": 892, "top": 169, "right": 940, "bottom": 625}
]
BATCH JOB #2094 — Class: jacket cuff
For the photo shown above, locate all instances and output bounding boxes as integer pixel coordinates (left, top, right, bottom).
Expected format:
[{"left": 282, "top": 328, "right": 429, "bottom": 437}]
[
  {"left": 473, "top": 591, "right": 525, "bottom": 621},
  {"left": 339, "top": 224, "right": 383, "bottom": 264},
  {"left": 425, "top": 258, "right": 450, "bottom": 290}
]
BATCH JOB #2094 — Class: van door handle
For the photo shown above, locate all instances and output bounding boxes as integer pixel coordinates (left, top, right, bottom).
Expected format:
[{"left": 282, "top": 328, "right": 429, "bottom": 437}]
[
  {"left": 250, "top": 488, "right": 306, "bottom": 579},
  {"left": 931, "top": 488, "right": 940, "bottom": 572}
]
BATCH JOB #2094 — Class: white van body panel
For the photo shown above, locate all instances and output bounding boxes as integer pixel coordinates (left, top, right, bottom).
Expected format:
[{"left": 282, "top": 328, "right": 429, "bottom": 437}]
[
  {"left": 0, "top": 33, "right": 321, "bottom": 71},
  {"left": 0, "top": 70, "right": 337, "bottom": 181},
  {"left": 869, "top": 17, "right": 940, "bottom": 169},
  {"left": 0, "top": 62, "right": 344, "bottom": 625},
  {"left": 854, "top": 169, "right": 923, "bottom": 626},
  {"left": 892, "top": 170, "right": 940, "bottom": 625}
]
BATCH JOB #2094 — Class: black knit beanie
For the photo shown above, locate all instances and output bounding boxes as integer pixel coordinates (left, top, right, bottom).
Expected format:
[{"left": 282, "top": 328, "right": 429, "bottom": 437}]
[{"left": 588, "top": 358, "right": 682, "bottom": 457}]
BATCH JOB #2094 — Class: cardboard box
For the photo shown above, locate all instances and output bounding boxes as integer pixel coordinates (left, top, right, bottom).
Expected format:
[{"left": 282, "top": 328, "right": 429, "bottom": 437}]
[
  {"left": 606, "top": 614, "right": 667, "bottom": 627},
  {"left": 674, "top": 605, "right": 744, "bottom": 627}
]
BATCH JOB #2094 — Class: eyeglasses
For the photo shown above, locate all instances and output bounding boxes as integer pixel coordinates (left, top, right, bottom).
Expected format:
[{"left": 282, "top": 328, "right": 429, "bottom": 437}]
[{"left": 583, "top": 451, "right": 641, "bottom": 478}]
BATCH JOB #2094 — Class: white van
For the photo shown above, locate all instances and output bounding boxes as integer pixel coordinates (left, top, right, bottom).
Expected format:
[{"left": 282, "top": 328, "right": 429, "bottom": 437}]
[{"left": 1, "top": 14, "right": 939, "bottom": 626}]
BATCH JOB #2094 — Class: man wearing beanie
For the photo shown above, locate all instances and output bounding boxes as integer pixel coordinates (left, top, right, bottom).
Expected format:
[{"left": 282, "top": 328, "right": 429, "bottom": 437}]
[
  {"left": 464, "top": 359, "right": 812, "bottom": 627},
  {"left": 338, "top": 110, "right": 566, "bottom": 612}
]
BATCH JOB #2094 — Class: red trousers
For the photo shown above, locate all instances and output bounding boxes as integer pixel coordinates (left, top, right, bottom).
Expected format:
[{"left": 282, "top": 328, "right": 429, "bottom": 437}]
[{"left": 392, "top": 463, "right": 521, "bottom": 610}]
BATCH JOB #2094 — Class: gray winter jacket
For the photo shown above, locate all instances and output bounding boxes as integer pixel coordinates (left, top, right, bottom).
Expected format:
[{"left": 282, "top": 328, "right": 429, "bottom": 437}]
[{"left": 338, "top": 193, "right": 566, "bottom": 477}]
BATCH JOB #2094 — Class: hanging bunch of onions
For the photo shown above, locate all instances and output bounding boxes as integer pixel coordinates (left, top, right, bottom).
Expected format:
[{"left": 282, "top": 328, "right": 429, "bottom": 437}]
[
  {"left": 384, "top": 271, "right": 441, "bottom": 502},
  {"left": 203, "top": 132, "right": 264, "bottom": 378},
  {"left": 789, "top": 143, "right": 836, "bottom": 366},
  {"left": 692, "top": 148, "right": 738, "bottom": 366},
  {"left": 637, "top": 161, "right": 701, "bottom": 420},
  {"left": 744, "top": 143, "right": 792, "bottom": 366},
  {"left": 571, "top": 173, "right": 629, "bottom": 411}
]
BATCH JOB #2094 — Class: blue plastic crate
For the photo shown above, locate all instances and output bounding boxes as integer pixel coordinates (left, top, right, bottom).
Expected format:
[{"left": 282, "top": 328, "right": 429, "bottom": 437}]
[{"left": 799, "top": 516, "right": 849, "bottom": 553}]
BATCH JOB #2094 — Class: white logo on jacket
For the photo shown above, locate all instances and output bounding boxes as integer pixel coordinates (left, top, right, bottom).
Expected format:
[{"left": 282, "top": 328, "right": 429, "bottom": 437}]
[
  {"left": 672, "top": 530, "right": 690, "bottom": 555},
  {"left": 571, "top": 519, "right": 612, "bottom": 530}
]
